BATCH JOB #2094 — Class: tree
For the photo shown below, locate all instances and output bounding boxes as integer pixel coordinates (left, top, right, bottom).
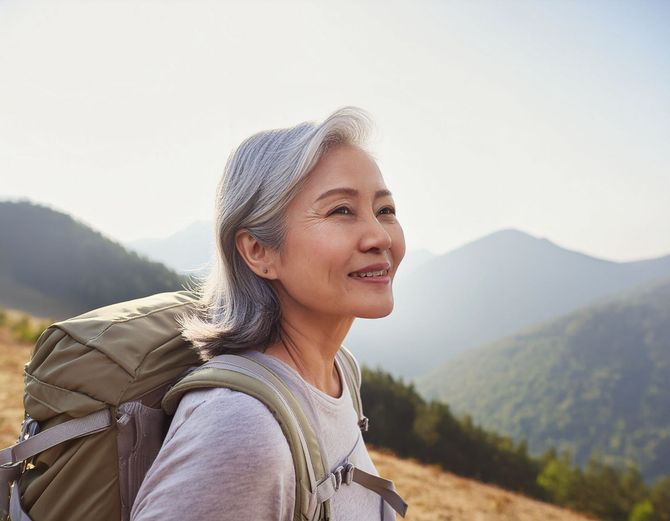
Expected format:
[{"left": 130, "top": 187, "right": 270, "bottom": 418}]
[
  {"left": 537, "top": 451, "right": 575, "bottom": 505},
  {"left": 650, "top": 477, "right": 670, "bottom": 521},
  {"left": 629, "top": 500, "right": 657, "bottom": 521}
]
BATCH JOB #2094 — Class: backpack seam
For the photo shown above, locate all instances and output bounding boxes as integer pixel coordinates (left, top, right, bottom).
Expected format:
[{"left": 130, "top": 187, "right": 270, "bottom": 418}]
[
  {"left": 24, "top": 372, "right": 107, "bottom": 413},
  {"left": 61, "top": 299, "right": 196, "bottom": 346},
  {"left": 114, "top": 332, "right": 194, "bottom": 406}
]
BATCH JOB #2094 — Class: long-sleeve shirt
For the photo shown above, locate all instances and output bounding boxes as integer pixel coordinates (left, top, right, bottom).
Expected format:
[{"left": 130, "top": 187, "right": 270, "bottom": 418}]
[{"left": 130, "top": 349, "right": 394, "bottom": 520}]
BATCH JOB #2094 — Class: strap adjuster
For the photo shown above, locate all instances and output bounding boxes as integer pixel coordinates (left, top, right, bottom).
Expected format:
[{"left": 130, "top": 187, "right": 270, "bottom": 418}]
[
  {"left": 331, "top": 463, "right": 355, "bottom": 491},
  {"left": 332, "top": 466, "right": 343, "bottom": 490},
  {"left": 358, "top": 416, "right": 369, "bottom": 432},
  {"left": 343, "top": 463, "right": 354, "bottom": 485},
  {"left": 19, "top": 416, "right": 39, "bottom": 442}
]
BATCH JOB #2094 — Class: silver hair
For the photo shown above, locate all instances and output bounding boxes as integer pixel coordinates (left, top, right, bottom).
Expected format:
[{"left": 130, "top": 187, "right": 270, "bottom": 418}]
[{"left": 179, "top": 106, "right": 373, "bottom": 359}]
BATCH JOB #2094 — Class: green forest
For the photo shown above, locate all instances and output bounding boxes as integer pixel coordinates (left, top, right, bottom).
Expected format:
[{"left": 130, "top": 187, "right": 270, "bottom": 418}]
[
  {"left": 418, "top": 277, "right": 670, "bottom": 483},
  {"left": 362, "top": 367, "right": 670, "bottom": 521}
]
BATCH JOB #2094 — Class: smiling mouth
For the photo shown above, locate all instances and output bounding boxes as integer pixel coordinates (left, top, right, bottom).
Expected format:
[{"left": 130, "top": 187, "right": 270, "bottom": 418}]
[{"left": 348, "top": 269, "right": 389, "bottom": 278}]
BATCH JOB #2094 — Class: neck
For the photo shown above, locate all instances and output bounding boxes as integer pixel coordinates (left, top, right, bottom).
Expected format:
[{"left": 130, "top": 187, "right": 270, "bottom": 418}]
[{"left": 263, "top": 305, "right": 353, "bottom": 398}]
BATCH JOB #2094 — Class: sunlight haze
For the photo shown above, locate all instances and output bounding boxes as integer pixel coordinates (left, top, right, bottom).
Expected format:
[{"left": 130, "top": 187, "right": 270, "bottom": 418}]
[{"left": 1, "top": 0, "right": 668, "bottom": 261}]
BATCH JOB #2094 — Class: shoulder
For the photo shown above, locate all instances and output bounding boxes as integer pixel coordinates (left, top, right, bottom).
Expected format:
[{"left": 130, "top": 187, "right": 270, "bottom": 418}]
[
  {"left": 169, "top": 387, "right": 294, "bottom": 469},
  {"left": 176, "top": 387, "right": 285, "bottom": 430},
  {"left": 131, "top": 387, "right": 296, "bottom": 521}
]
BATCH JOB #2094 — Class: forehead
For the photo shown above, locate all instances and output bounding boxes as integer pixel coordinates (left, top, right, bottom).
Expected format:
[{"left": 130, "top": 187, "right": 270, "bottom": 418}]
[{"left": 300, "top": 144, "right": 386, "bottom": 196}]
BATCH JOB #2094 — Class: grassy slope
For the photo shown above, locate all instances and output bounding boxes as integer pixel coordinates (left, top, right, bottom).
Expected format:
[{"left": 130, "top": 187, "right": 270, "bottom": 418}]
[
  {"left": 373, "top": 449, "right": 594, "bottom": 521},
  {"left": 0, "top": 319, "right": 595, "bottom": 521},
  {"left": 0, "top": 327, "right": 32, "bottom": 443}
]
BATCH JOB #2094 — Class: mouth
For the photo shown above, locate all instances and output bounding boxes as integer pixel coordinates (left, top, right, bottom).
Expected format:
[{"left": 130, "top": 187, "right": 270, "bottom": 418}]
[{"left": 348, "top": 268, "right": 390, "bottom": 278}]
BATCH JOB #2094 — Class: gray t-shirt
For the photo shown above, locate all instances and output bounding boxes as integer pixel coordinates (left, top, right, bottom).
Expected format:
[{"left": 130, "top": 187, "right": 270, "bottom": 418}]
[{"left": 130, "top": 350, "right": 394, "bottom": 521}]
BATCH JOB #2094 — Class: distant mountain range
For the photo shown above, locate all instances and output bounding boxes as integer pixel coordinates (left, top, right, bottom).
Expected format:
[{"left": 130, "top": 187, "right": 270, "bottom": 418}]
[
  {"left": 0, "top": 201, "right": 185, "bottom": 319},
  {"left": 416, "top": 276, "right": 670, "bottom": 482},
  {"left": 5, "top": 200, "right": 670, "bottom": 482},
  {"left": 345, "top": 229, "right": 670, "bottom": 377},
  {"left": 127, "top": 221, "right": 215, "bottom": 276},
  {"left": 126, "top": 223, "right": 670, "bottom": 380}
]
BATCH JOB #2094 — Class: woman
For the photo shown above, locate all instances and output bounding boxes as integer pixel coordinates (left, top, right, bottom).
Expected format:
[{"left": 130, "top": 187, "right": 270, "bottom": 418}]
[{"left": 131, "top": 107, "right": 406, "bottom": 520}]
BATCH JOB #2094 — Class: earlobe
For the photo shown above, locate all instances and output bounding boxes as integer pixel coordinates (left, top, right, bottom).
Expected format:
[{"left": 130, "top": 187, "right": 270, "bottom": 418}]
[{"left": 235, "top": 229, "right": 276, "bottom": 279}]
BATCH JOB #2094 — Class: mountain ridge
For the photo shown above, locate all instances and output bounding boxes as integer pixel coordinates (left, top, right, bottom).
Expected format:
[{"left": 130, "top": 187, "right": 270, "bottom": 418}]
[
  {"left": 346, "top": 228, "right": 670, "bottom": 377},
  {"left": 0, "top": 200, "right": 186, "bottom": 319}
]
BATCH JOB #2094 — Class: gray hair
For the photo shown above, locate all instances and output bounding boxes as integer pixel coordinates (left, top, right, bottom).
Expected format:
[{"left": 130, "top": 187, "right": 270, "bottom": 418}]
[{"left": 180, "top": 106, "right": 373, "bottom": 360}]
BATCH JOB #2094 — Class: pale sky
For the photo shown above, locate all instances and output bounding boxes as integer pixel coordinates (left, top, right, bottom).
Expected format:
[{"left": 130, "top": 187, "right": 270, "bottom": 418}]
[{"left": 1, "top": 0, "right": 668, "bottom": 262}]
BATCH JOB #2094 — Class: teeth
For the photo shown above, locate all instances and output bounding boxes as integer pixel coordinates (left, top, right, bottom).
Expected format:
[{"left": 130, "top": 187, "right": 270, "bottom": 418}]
[{"left": 351, "top": 269, "right": 388, "bottom": 278}]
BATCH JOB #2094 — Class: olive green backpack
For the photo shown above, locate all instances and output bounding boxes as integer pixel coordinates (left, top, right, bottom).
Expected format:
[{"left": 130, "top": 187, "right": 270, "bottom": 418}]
[{"left": 0, "top": 291, "right": 407, "bottom": 521}]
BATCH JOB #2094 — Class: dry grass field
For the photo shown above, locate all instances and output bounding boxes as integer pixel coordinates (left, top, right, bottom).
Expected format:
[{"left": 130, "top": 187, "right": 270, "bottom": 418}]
[
  {"left": 0, "top": 325, "right": 32, "bottom": 445},
  {"left": 370, "top": 448, "right": 595, "bottom": 521},
  {"left": 0, "top": 312, "right": 596, "bottom": 521}
]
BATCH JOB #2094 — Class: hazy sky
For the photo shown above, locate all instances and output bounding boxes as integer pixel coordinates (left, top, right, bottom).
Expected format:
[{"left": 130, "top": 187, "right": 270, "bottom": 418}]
[{"left": 1, "top": 0, "right": 668, "bottom": 262}]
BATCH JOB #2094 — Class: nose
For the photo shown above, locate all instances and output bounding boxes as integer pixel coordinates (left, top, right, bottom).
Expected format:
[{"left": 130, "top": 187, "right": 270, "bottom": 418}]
[{"left": 359, "top": 213, "right": 392, "bottom": 253}]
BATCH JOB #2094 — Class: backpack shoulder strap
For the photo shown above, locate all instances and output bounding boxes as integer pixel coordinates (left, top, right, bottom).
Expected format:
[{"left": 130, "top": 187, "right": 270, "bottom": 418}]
[
  {"left": 162, "top": 354, "right": 329, "bottom": 521},
  {"left": 162, "top": 350, "right": 407, "bottom": 519},
  {"left": 335, "top": 346, "right": 368, "bottom": 432}
]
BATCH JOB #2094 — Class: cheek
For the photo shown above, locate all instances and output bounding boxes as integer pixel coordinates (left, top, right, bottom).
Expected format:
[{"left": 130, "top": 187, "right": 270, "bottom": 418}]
[
  {"left": 312, "top": 236, "right": 352, "bottom": 279},
  {"left": 283, "top": 230, "right": 350, "bottom": 282}
]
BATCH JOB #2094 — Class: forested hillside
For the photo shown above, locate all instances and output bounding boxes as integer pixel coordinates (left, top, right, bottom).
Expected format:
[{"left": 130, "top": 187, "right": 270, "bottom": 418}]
[
  {"left": 361, "top": 365, "right": 670, "bottom": 521},
  {"left": 417, "top": 276, "right": 670, "bottom": 483},
  {"left": 0, "top": 200, "right": 185, "bottom": 318}
]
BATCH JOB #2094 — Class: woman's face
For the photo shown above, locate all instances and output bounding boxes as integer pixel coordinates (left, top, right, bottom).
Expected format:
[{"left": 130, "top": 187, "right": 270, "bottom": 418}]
[{"left": 270, "top": 144, "right": 405, "bottom": 321}]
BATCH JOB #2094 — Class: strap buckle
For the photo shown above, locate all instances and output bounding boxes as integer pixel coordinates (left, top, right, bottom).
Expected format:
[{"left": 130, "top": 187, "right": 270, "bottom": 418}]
[
  {"left": 358, "top": 416, "right": 369, "bottom": 432},
  {"left": 16, "top": 416, "right": 39, "bottom": 473},
  {"left": 331, "top": 463, "right": 355, "bottom": 491},
  {"left": 343, "top": 463, "right": 354, "bottom": 486},
  {"left": 18, "top": 416, "right": 39, "bottom": 443}
]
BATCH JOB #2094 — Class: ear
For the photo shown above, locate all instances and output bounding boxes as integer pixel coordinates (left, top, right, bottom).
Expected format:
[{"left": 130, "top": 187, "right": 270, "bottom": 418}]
[{"left": 235, "top": 229, "right": 277, "bottom": 279}]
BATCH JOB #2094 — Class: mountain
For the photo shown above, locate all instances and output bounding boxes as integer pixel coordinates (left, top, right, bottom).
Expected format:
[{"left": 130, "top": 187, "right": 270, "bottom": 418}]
[
  {"left": 126, "top": 221, "right": 215, "bottom": 275},
  {"left": 0, "top": 200, "right": 186, "bottom": 318},
  {"left": 416, "top": 276, "right": 670, "bottom": 482},
  {"left": 394, "top": 248, "right": 435, "bottom": 278},
  {"left": 345, "top": 229, "right": 670, "bottom": 378}
]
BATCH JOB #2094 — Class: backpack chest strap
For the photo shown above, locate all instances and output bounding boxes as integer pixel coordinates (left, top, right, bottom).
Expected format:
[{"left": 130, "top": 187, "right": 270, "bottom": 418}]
[{"left": 315, "top": 464, "right": 408, "bottom": 518}]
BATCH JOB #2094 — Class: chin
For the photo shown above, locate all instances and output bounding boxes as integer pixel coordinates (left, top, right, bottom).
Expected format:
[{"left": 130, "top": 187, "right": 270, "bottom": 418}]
[{"left": 355, "top": 303, "right": 394, "bottom": 319}]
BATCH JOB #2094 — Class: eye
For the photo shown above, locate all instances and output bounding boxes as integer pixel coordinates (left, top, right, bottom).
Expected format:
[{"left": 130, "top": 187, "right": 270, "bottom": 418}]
[
  {"left": 378, "top": 206, "right": 396, "bottom": 216},
  {"left": 330, "top": 206, "right": 353, "bottom": 215}
]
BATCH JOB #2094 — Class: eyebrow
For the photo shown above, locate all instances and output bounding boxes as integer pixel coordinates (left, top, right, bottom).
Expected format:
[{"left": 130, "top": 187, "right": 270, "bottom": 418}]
[{"left": 315, "top": 187, "right": 393, "bottom": 202}]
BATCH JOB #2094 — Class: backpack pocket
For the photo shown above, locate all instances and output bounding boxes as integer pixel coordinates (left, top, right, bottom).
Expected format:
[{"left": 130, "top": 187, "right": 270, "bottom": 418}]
[{"left": 116, "top": 401, "right": 167, "bottom": 521}]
